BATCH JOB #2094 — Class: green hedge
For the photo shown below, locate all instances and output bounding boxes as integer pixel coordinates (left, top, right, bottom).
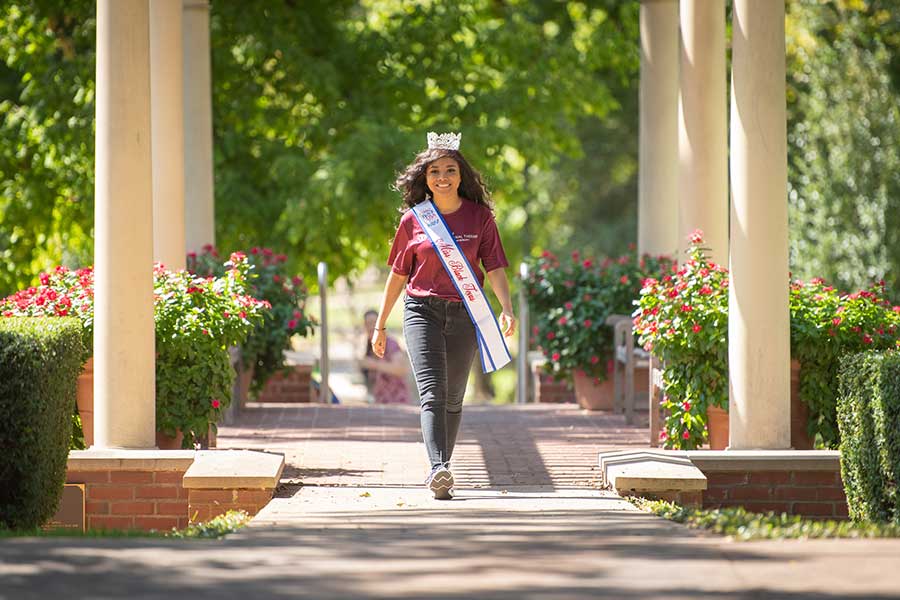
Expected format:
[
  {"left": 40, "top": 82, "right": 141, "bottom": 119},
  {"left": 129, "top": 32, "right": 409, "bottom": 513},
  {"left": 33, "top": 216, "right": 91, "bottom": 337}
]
[
  {"left": 0, "top": 317, "right": 83, "bottom": 529},
  {"left": 837, "top": 351, "right": 900, "bottom": 524}
]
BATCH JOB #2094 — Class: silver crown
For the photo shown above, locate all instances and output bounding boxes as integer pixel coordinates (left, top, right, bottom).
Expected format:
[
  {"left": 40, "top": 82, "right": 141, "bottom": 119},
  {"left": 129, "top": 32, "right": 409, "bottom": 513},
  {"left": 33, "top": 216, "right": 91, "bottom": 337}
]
[{"left": 427, "top": 131, "right": 461, "bottom": 151}]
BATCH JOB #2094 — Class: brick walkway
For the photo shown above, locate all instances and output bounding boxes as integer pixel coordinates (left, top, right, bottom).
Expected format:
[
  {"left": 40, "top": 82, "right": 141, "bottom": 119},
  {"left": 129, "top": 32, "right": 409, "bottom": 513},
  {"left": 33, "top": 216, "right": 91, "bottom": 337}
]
[{"left": 218, "top": 403, "right": 648, "bottom": 490}]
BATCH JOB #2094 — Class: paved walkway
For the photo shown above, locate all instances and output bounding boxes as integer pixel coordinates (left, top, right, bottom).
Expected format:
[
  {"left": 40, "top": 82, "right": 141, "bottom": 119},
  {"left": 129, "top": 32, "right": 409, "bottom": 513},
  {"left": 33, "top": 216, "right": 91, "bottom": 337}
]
[{"left": 3, "top": 403, "right": 900, "bottom": 599}]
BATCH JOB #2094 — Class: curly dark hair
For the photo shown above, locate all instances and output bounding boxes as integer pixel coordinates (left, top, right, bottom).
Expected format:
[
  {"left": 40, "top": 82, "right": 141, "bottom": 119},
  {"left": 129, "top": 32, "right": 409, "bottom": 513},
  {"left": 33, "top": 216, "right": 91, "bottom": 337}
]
[{"left": 393, "top": 148, "right": 493, "bottom": 211}]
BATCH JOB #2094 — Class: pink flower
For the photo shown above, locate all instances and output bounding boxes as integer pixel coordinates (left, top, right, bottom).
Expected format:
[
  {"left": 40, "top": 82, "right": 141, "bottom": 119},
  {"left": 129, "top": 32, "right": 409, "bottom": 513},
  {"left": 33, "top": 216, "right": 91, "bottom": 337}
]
[
  {"left": 689, "top": 229, "right": 704, "bottom": 245},
  {"left": 582, "top": 259, "right": 593, "bottom": 268},
  {"left": 546, "top": 332, "right": 556, "bottom": 340},
  {"left": 564, "top": 280, "right": 574, "bottom": 288},
  {"left": 680, "top": 304, "right": 693, "bottom": 313},
  {"left": 590, "top": 355, "right": 600, "bottom": 365},
  {"left": 571, "top": 250, "right": 580, "bottom": 261},
  {"left": 229, "top": 251, "right": 246, "bottom": 264},
  {"left": 620, "top": 275, "right": 629, "bottom": 284},
  {"left": 551, "top": 352, "right": 561, "bottom": 361},
  {"left": 894, "top": 306, "right": 900, "bottom": 313},
  {"left": 224, "top": 312, "right": 230, "bottom": 319},
  {"left": 659, "top": 430, "right": 668, "bottom": 441},
  {"left": 565, "top": 302, "right": 573, "bottom": 310},
  {"left": 699, "top": 285, "right": 713, "bottom": 296},
  {"left": 211, "top": 399, "right": 221, "bottom": 409},
  {"left": 584, "top": 319, "right": 592, "bottom": 328},
  {"left": 288, "top": 319, "right": 298, "bottom": 329},
  {"left": 558, "top": 316, "right": 568, "bottom": 326},
  {"left": 833, "top": 317, "right": 842, "bottom": 326},
  {"left": 667, "top": 289, "right": 679, "bottom": 299}
]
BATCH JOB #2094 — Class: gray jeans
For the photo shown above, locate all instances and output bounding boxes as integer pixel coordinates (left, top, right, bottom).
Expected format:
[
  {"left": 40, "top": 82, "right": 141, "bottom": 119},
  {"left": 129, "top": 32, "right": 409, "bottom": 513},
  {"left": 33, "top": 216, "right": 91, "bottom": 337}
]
[{"left": 403, "top": 295, "right": 478, "bottom": 469}]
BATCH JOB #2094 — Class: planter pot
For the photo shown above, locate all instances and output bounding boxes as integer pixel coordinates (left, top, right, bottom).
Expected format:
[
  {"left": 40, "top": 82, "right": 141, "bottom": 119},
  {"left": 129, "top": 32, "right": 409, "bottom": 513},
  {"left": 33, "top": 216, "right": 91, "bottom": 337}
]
[
  {"left": 706, "top": 405, "right": 729, "bottom": 450},
  {"left": 237, "top": 362, "right": 255, "bottom": 409},
  {"left": 75, "top": 357, "right": 94, "bottom": 447},
  {"left": 705, "top": 360, "right": 815, "bottom": 450},
  {"left": 573, "top": 371, "right": 614, "bottom": 411},
  {"left": 790, "top": 359, "right": 814, "bottom": 450},
  {"left": 155, "top": 429, "right": 185, "bottom": 450}
]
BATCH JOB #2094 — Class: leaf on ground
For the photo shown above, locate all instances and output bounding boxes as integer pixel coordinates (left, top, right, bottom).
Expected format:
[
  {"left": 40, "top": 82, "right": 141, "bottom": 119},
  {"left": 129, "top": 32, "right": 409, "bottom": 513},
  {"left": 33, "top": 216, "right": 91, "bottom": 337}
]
[{"left": 359, "top": 491, "right": 371, "bottom": 497}]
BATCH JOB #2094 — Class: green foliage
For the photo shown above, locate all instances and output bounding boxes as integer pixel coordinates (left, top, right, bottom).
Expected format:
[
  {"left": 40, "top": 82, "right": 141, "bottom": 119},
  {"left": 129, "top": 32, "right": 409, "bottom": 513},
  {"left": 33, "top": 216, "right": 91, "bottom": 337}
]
[
  {"left": 628, "top": 496, "right": 900, "bottom": 541},
  {"left": 153, "top": 254, "right": 267, "bottom": 447},
  {"left": 525, "top": 246, "right": 673, "bottom": 383},
  {"left": 169, "top": 509, "right": 251, "bottom": 539},
  {"left": 0, "top": 317, "right": 83, "bottom": 529},
  {"left": 791, "top": 279, "right": 900, "bottom": 447},
  {"left": 787, "top": 0, "right": 900, "bottom": 302},
  {"left": 1, "top": 255, "right": 268, "bottom": 448},
  {"left": 0, "top": 1, "right": 96, "bottom": 296},
  {"left": 634, "top": 233, "right": 729, "bottom": 449},
  {"left": 635, "top": 233, "right": 900, "bottom": 450},
  {"left": 837, "top": 351, "right": 900, "bottom": 524},
  {"left": 188, "top": 246, "right": 316, "bottom": 397}
]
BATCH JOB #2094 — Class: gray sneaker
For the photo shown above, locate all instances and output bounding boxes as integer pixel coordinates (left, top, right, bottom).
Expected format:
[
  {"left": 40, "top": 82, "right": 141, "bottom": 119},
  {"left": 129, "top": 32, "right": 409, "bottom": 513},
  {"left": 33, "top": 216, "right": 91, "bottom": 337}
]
[{"left": 426, "top": 464, "right": 454, "bottom": 500}]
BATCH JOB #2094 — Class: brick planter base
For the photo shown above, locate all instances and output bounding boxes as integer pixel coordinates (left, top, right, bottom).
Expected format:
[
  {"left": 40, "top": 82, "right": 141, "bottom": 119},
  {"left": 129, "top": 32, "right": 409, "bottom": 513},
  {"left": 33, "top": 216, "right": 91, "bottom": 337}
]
[{"left": 256, "top": 364, "right": 313, "bottom": 403}]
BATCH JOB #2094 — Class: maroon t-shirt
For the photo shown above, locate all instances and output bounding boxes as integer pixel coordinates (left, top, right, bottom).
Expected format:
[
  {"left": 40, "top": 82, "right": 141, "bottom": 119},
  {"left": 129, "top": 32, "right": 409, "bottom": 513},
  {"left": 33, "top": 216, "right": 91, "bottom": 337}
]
[{"left": 387, "top": 199, "right": 509, "bottom": 302}]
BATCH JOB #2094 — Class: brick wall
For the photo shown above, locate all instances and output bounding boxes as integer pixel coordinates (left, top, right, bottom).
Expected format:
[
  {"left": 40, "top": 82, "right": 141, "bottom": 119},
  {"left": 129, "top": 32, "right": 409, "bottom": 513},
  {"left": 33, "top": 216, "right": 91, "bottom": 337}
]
[
  {"left": 702, "top": 469, "right": 848, "bottom": 519},
  {"left": 256, "top": 364, "right": 313, "bottom": 403},
  {"left": 188, "top": 489, "right": 274, "bottom": 523},
  {"left": 66, "top": 469, "right": 189, "bottom": 531}
]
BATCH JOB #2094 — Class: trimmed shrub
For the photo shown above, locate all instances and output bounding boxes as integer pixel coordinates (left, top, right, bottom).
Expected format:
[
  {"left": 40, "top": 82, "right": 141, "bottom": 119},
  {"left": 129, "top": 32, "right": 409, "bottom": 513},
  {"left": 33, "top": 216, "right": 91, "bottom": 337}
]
[
  {"left": 0, "top": 317, "right": 83, "bottom": 529},
  {"left": 837, "top": 351, "right": 900, "bottom": 524}
]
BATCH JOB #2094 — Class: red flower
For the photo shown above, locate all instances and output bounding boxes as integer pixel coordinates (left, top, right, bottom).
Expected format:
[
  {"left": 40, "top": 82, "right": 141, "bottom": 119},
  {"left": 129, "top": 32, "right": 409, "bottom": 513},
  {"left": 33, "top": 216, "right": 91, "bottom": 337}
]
[
  {"left": 590, "top": 355, "right": 600, "bottom": 365},
  {"left": 532, "top": 325, "right": 539, "bottom": 335},
  {"left": 229, "top": 251, "right": 247, "bottom": 264},
  {"left": 667, "top": 289, "right": 679, "bottom": 299},
  {"left": 288, "top": 319, "right": 298, "bottom": 329},
  {"left": 211, "top": 399, "right": 221, "bottom": 409},
  {"left": 584, "top": 319, "right": 592, "bottom": 328},
  {"left": 680, "top": 304, "right": 693, "bottom": 313},
  {"left": 223, "top": 312, "right": 230, "bottom": 319},
  {"left": 832, "top": 317, "right": 842, "bottom": 326},
  {"left": 239, "top": 311, "right": 247, "bottom": 319},
  {"left": 863, "top": 334, "right": 873, "bottom": 345},
  {"left": 619, "top": 275, "right": 629, "bottom": 284},
  {"left": 692, "top": 324, "right": 702, "bottom": 333},
  {"left": 558, "top": 316, "right": 568, "bottom": 326},
  {"left": 571, "top": 250, "right": 580, "bottom": 261},
  {"left": 582, "top": 259, "right": 593, "bottom": 268},
  {"left": 659, "top": 430, "right": 668, "bottom": 441},
  {"left": 699, "top": 285, "right": 713, "bottom": 296},
  {"left": 682, "top": 401, "right": 691, "bottom": 411},
  {"left": 682, "top": 430, "right": 691, "bottom": 440},
  {"left": 565, "top": 302, "right": 573, "bottom": 310},
  {"left": 551, "top": 352, "right": 561, "bottom": 361},
  {"left": 546, "top": 332, "right": 556, "bottom": 340},
  {"left": 688, "top": 229, "right": 704, "bottom": 245}
]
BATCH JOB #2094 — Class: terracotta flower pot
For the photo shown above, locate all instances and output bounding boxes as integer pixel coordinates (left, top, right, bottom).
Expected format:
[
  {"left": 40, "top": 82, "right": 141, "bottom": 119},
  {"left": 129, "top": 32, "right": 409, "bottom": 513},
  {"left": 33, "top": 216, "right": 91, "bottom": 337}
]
[
  {"left": 573, "top": 371, "right": 614, "bottom": 411},
  {"left": 155, "top": 429, "right": 185, "bottom": 450},
  {"left": 705, "top": 360, "right": 814, "bottom": 450},
  {"left": 75, "top": 357, "right": 94, "bottom": 447},
  {"left": 706, "top": 404, "right": 729, "bottom": 450}
]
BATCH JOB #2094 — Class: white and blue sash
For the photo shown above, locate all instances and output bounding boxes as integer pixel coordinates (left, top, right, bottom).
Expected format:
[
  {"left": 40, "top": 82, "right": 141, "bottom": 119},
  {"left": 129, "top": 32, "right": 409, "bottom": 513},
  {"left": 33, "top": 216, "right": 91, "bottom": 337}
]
[{"left": 411, "top": 200, "right": 512, "bottom": 373}]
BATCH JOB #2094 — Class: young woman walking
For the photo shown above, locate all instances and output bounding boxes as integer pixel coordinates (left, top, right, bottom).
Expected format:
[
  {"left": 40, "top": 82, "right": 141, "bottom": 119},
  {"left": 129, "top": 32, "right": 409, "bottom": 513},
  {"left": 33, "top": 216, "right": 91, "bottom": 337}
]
[{"left": 371, "top": 132, "right": 516, "bottom": 499}]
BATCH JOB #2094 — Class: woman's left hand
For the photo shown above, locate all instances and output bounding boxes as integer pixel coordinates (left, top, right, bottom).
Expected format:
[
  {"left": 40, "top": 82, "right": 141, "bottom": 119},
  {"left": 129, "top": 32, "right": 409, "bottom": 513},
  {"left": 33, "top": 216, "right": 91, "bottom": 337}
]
[{"left": 499, "top": 310, "right": 517, "bottom": 337}]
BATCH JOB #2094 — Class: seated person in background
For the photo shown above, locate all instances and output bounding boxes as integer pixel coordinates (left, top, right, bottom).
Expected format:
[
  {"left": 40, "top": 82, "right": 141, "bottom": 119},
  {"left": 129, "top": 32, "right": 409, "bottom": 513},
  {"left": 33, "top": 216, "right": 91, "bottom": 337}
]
[{"left": 360, "top": 309, "right": 411, "bottom": 404}]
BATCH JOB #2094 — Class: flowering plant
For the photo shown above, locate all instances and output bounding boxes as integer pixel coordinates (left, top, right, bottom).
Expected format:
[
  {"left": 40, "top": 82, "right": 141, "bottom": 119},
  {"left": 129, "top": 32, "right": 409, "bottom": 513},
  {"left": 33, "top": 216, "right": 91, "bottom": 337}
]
[
  {"left": 525, "top": 247, "right": 675, "bottom": 383},
  {"left": 187, "top": 245, "right": 316, "bottom": 397},
  {"left": 633, "top": 232, "right": 729, "bottom": 449},
  {"left": 635, "top": 231, "right": 900, "bottom": 450},
  {"left": 790, "top": 277, "right": 900, "bottom": 447},
  {"left": 1, "top": 254, "right": 269, "bottom": 448}
]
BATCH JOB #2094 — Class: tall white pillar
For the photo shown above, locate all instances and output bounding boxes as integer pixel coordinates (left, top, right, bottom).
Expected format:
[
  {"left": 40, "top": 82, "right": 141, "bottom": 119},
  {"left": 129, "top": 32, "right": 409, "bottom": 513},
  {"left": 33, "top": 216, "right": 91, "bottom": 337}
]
[
  {"left": 183, "top": 0, "right": 215, "bottom": 253},
  {"left": 94, "top": 0, "right": 156, "bottom": 449},
  {"left": 151, "top": 0, "right": 186, "bottom": 270},
  {"left": 678, "top": 0, "right": 728, "bottom": 265},
  {"left": 638, "top": 0, "right": 679, "bottom": 258},
  {"left": 728, "top": 0, "right": 791, "bottom": 449}
]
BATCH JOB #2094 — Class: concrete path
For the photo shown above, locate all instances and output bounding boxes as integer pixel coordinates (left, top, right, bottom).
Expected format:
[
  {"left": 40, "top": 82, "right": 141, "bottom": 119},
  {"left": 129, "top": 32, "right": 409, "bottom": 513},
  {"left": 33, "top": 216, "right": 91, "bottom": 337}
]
[{"left": 3, "top": 404, "right": 900, "bottom": 599}]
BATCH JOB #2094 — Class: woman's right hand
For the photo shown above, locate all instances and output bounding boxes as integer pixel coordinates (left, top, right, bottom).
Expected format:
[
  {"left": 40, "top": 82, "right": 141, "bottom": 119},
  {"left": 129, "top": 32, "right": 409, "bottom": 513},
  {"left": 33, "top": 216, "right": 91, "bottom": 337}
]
[{"left": 371, "top": 329, "right": 387, "bottom": 358}]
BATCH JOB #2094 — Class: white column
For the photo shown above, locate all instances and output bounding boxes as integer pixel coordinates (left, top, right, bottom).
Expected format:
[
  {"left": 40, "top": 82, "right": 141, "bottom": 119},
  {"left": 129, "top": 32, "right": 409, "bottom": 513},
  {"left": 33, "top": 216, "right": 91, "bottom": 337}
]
[
  {"left": 183, "top": 0, "right": 215, "bottom": 253},
  {"left": 677, "top": 0, "right": 728, "bottom": 265},
  {"left": 94, "top": 0, "right": 156, "bottom": 449},
  {"left": 151, "top": 0, "right": 186, "bottom": 270},
  {"left": 638, "top": 0, "right": 679, "bottom": 258},
  {"left": 728, "top": 0, "right": 791, "bottom": 449}
]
